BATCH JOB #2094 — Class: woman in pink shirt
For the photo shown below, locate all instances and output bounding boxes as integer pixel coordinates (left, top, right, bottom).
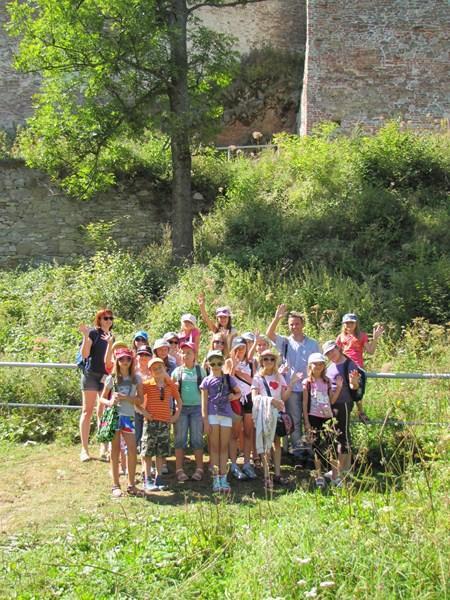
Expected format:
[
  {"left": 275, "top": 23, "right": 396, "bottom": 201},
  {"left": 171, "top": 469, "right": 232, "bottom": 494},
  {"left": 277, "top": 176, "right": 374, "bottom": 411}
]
[{"left": 336, "top": 313, "right": 384, "bottom": 367}]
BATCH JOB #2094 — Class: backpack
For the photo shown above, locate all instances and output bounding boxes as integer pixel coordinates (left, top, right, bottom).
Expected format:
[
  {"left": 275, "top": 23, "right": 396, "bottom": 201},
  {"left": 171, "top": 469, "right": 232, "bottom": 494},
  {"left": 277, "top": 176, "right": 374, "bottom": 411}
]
[
  {"left": 177, "top": 365, "right": 203, "bottom": 393},
  {"left": 76, "top": 329, "right": 100, "bottom": 372},
  {"left": 343, "top": 358, "right": 366, "bottom": 402}
]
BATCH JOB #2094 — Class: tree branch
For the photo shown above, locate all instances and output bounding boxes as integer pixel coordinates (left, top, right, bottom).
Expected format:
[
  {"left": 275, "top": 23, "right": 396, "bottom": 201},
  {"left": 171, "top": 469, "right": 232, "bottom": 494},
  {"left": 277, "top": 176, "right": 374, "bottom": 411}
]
[{"left": 188, "top": 0, "right": 268, "bottom": 15}]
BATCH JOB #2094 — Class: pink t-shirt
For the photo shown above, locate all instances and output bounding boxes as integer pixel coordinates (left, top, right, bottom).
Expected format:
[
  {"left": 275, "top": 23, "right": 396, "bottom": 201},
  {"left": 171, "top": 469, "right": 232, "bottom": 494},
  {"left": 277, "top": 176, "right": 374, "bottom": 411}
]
[
  {"left": 178, "top": 327, "right": 200, "bottom": 349},
  {"left": 303, "top": 378, "right": 332, "bottom": 419},
  {"left": 336, "top": 332, "right": 369, "bottom": 367}
]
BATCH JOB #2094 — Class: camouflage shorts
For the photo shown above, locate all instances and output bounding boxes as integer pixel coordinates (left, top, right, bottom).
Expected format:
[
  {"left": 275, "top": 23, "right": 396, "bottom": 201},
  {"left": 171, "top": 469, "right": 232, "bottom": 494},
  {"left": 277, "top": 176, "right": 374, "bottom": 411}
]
[{"left": 140, "top": 420, "right": 170, "bottom": 457}]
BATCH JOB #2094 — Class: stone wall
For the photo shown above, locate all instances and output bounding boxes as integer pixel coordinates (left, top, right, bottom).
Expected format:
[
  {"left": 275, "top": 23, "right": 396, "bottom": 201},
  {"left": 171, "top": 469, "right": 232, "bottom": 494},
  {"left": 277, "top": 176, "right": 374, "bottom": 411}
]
[
  {"left": 301, "top": 0, "right": 450, "bottom": 134},
  {"left": 197, "top": 0, "right": 306, "bottom": 55},
  {"left": 0, "top": 160, "right": 169, "bottom": 268}
]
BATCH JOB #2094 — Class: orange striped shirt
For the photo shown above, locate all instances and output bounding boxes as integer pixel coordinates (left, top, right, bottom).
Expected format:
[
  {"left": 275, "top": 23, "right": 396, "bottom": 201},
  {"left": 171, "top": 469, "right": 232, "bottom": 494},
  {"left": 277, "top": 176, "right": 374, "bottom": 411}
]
[{"left": 142, "top": 377, "right": 180, "bottom": 423}]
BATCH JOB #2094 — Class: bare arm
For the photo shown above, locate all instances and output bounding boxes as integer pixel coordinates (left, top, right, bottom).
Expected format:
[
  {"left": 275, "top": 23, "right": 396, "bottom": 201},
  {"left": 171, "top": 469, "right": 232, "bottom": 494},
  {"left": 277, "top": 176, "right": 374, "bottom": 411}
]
[
  {"left": 198, "top": 292, "right": 217, "bottom": 332},
  {"left": 201, "top": 389, "right": 210, "bottom": 435},
  {"left": 266, "top": 303, "right": 287, "bottom": 342},
  {"left": 302, "top": 383, "right": 310, "bottom": 432},
  {"left": 364, "top": 324, "right": 385, "bottom": 355},
  {"left": 79, "top": 324, "right": 93, "bottom": 359}
]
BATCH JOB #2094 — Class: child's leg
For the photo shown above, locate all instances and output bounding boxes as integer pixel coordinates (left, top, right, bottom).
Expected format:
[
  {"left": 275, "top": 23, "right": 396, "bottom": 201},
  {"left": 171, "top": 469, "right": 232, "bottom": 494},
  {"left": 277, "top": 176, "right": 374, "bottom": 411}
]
[
  {"left": 175, "top": 407, "right": 188, "bottom": 472},
  {"left": 122, "top": 431, "right": 137, "bottom": 487},
  {"left": 155, "top": 455, "right": 164, "bottom": 478},
  {"left": 143, "top": 456, "right": 153, "bottom": 480},
  {"left": 273, "top": 436, "right": 282, "bottom": 476},
  {"left": 218, "top": 425, "right": 231, "bottom": 476},
  {"left": 243, "top": 413, "right": 254, "bottom": 464},
  {"left": 229, "top": 419, "right": 242, "bottom": 465},
  {"left": 110, "top": 432, "right": 121, "bottom": 487},
  {"left": 209, "top": 425, "right": 220, "bottom": 474}
]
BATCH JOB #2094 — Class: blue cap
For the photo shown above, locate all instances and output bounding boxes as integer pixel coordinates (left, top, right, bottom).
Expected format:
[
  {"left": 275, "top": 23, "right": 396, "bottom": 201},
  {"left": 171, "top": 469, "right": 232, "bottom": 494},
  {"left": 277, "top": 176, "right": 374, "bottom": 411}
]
[{"left": 133, "top": 330, "right": 149, "bottom": 341}]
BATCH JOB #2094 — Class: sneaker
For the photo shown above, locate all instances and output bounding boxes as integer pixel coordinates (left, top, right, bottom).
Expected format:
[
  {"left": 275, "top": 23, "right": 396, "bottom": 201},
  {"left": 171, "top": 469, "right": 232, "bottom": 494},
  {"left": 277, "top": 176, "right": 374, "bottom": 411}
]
[
  {"left": 80, "top": 449, "right": 90, "bottom": 463},
  {"left": 242, "top": 463, "right": 257, "bottom": 480},
  {"left": 161, "top": 464, "right": 169, "bottom": 475},
  {"left": 212, "top": 475, "right": 221, "bottom": 493},
  {"left": 315, "top": 476, "right": 326, "bottom": 489},
  {"left": 220, "top": 475, "right": 231, "bottom": 493},
  {"left": 154, "top": 476, "right": 166, "bottom": 490},
  {"left": 230, "top": 463, "right": 247, "bottom": 480},
  {"left": 145, "top": 479, "right": 159, "bottom": 492}
]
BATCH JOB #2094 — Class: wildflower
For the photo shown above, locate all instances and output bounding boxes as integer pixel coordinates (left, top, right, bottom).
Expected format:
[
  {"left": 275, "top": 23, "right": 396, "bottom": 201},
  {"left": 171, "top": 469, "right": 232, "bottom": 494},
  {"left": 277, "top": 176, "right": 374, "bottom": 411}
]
[
  {"left": 295, "top": 557, "right": 312, "bottom": 565},
  {"left": 304, "top": 588, "right": 317, "bottom": 598},
  {"left": 297, "top": 580, "right": 307, "bottom": 586},
  {"left": 320, "top": 581, "right": 335, "bottom": 588}
]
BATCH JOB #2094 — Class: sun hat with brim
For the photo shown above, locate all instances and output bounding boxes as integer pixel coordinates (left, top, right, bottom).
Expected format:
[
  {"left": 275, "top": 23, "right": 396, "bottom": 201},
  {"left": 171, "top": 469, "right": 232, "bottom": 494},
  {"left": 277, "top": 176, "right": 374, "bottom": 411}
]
[
  {"left": 206, "top": 350, "right": 224, "bottom": 361},
  {"left": 231, "top": 336, "right": 247, "bottom": 349},
  {"left": 216, "top": 306, "right": 231, "bottom": 317},
  {"left": 180, "top": 341, "right": 196, "bottom": 351},
  {"left": 148, "top": 357, "right": 165, "bottom": 369},
  {"left": 133, "top": 330, "right": 149, "bottom": 341},
  {"left": 153, "top": 338, "right": 170, "bottom": 350},
  {"left": 163, "top": 332, "right": 179, "bottom": 342},
  {"left": 136, "top": 345, "right": 153, "bottom": 357},
  {"left": 181, "top": 313, "right": 197, "bottom": 325},
  {"left": 260, "top": 348, "right": 279, "bottom": 359},
  {"left": 322, "top": 340, "right": 338, "bottom": 355},
  {"left": 308, "top": 352, "right": 326, "bottom": 364},
  {"left": 115, "top": 348, "right": 133, "bottom": 359},
  {"left": 342, "top": 313, "right": 358, "bottom": 323},
  {"left": 112, "top": 340, "right": 128, "bottom": 352}
]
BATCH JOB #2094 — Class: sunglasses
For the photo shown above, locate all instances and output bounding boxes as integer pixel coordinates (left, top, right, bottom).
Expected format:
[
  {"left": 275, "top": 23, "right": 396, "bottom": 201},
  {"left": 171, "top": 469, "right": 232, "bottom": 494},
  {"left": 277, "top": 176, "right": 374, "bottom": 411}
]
[
  {"left": 159, "top": 386, "right": 164, "bottom": 402},
  {"left": 118, "top": 356, "right": 131, "bottom": 362},
  {"left": 262, "top": 357, "right": 276, "bottom": 362},
  {"left": 213, "top": 340, "right": 225, "bottom": 345},
  {"left": 102, "top": 316, "right": 114, "bottom": 321},
  {"left": 134, "top": 336, "right": 146, "bottom": 342},
  {"left": 209, "top": 361, "right": 224, "bottom": 367},
  {"left": 169, "top": 340, "right": 178, "bottom": 345}
]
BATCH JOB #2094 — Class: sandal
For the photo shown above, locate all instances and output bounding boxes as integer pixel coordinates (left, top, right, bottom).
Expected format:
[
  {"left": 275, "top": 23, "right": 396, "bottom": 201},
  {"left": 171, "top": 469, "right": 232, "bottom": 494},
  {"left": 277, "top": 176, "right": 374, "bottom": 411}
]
[
  {"left": 126, "top": 485, "right": 144, "bottom": 497},
  {"left": 191, "top": 468, "right": 204, "bottom": 481},
  {"left": 176, "top": 469, "right": 189, "bottom": 482},
  {"left": 111, "top": 485, "right": 122, "bottom": 499}
]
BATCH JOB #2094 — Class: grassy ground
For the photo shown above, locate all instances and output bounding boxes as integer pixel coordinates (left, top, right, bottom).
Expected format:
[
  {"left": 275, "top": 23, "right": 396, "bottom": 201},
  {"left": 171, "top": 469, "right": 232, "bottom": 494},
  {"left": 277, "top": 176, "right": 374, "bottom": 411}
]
[{"left": 0, "top": 437, "right": 448, "bottom": 599}]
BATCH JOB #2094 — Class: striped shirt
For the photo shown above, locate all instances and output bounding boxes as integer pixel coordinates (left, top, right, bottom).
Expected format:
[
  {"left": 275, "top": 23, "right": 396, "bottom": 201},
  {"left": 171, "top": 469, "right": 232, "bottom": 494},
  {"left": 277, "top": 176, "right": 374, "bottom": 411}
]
[{"left": 142, "top": 377, "right": 180, "bottom": 423}]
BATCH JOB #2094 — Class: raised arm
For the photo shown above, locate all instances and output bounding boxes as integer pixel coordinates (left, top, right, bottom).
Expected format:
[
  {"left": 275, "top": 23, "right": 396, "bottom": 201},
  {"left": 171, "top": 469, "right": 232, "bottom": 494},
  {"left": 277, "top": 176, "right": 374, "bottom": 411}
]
[
  {"left": 198, "top": 292, "right": 217, "bottom": 332},
  {"left": 266, "top": 304, "right": 287, "bottom": 342},
  {"left": 364, "top": 323, "right": 385, "bottom": 355},
  {"left": 79, "top": 323, "right": 93, "bottom": 359}
]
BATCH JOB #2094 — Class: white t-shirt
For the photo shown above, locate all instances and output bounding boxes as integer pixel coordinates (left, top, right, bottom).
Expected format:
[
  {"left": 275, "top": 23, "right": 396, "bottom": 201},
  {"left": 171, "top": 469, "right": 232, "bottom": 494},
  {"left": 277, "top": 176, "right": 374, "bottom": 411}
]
[
  {"left": 252, "top": 373, "right": 287, "bottom": 402},
  {"left": 104, "top": 374, "right": 141, "bottom": 417}
]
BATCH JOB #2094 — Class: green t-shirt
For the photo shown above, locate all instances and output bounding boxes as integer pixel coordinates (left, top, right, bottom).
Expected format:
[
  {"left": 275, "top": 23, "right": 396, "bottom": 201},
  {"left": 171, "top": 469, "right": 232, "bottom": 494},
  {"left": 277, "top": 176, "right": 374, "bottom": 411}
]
[{"left": 172, "top": 365, "right": 206, "bottom": 406}]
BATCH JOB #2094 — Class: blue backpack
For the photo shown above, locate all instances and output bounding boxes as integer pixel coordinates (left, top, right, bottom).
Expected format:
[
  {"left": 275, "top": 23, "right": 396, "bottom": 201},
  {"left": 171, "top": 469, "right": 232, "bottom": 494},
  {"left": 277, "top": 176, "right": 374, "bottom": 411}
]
[{"left": 76, "top": 330, "right": 100, "bottom": 372}]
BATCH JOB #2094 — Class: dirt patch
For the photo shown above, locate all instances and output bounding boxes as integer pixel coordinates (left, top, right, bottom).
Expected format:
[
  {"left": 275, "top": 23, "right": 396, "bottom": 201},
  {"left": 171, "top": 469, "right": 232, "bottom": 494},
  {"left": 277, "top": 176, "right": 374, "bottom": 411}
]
[{"left": 0, "top": 444, "right": 310, "bottom": 535}]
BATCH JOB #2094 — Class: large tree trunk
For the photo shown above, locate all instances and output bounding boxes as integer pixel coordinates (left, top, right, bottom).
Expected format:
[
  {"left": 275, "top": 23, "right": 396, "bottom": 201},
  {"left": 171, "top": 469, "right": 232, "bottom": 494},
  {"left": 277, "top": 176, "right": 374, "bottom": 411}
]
[{"left": 168, "top": 0, "right": 193, "bottom": 263}]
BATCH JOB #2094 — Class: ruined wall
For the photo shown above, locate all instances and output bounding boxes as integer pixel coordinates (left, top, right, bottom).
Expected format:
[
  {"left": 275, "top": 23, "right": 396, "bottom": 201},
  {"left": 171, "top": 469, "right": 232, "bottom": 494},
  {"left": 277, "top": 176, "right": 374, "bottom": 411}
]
[
  {"left": 301, "top": 0, "right": 450, "bottom": 134},
  {"left": 0, "top": 160, "right": 168, "bottom": 268}
]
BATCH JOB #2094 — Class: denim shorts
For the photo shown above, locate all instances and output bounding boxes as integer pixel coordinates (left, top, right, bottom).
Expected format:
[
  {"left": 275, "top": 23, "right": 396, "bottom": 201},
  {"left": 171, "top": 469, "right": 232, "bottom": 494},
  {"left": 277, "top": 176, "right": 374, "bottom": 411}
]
[
  {"left": 80, "top": 370, "right": 105, "bottom": 392},
  {"left": 174, "top": 405, "right": 204, "bottom": 450},
  {"left": 208, "top": 414, "right": 232, "bottom": 428}
]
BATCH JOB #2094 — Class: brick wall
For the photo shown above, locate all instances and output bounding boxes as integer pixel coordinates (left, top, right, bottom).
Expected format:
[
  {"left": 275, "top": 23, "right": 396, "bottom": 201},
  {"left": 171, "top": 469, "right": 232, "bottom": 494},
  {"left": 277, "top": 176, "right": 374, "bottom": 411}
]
[{"left": 301, "top": 0, "right": 450, "bottom": 134}]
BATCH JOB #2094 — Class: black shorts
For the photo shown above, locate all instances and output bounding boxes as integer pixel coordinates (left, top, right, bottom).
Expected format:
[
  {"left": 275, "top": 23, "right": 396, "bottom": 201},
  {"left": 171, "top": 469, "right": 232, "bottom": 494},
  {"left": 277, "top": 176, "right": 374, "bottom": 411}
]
[
  {"left": 80, "top": 370, "right": 105, "bottom": 392},
  {"left": 332, "top": 401, "right": 354, "bottom": 453},
  {"left": 308, "top": 415, "right": 334, "bottom": 459},
  {"left": 242, "top": 393, "right": 253, "bottom": 414}
]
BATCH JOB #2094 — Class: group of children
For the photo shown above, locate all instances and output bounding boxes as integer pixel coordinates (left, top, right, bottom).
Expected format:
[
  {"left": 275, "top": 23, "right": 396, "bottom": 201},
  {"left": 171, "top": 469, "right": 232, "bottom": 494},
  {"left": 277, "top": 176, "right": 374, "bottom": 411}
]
[{"left": 78, "top": 298, "right": 384, "bottom": 497}]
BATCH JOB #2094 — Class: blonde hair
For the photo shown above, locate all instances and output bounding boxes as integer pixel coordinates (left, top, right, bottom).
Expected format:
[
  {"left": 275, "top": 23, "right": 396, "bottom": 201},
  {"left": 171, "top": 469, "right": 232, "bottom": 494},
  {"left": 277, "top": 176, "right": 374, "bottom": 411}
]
[
  {"left": 209, "top": 332, "right": 229, "bottom": 358},
  {"left": 111, "top": 355, "right": 136, "bottom": 385},
  {"left": 306, "top": 361, "right": 328, "bottom": 384}
]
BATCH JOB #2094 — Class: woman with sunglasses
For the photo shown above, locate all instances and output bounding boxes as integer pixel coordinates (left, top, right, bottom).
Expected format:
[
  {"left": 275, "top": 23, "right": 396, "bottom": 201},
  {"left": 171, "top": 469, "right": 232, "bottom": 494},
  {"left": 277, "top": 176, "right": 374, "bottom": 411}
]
[
  {"left": 78, "top": 309, "right": 114, "bottom": 462},
  {"left": 251, "top": 349, "right": 302, "bottom": 488},
  {"left": 100, "top": 347, "right": 149, "bottom": 498},
  {"left": 164, "top": 332, "right": 182, "bottom": 366}
]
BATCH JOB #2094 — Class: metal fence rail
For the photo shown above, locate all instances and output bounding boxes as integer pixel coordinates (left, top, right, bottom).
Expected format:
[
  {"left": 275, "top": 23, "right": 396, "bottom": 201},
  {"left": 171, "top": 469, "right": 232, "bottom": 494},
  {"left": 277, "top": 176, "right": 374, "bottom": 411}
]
[{"left": 0, "top": 361, "right": 449, "bottom": 423}]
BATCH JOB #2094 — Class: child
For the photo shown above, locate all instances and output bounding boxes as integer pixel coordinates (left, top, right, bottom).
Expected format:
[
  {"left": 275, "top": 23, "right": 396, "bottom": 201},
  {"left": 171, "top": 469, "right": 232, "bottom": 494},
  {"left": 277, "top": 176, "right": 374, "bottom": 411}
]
[
  {"left": 251, "top": 349, "right": 301, "bottom": 488},
  {"left": 336, "top": 313, "right": 384, "bottom": 367},
  {"left": 224, "top": 336, "right": 257, "bottom": 481},
  {"left": 164, "top": 331, "right": 182, "bottom": 366},
  {"left": 197, "top": 293, "right": 237, "bottom": 347},
  {"left": 178, "top": 314, "right": 201, "bottom": 358},
  {"left": 100, "top": 348, "right": 149, "bottom": 498},
  {"left": 200, "top": 350, "right": 241, "bottom": 493},
  {"left": 141, "top": 357, "right": 182, "bottom": 491},
  {"left": 172, "top": 341, "right": 207, "bottom": 481},
  {"left": 302, "top": 352, "right": 341, "bottom": 489},
  {"left": 322, "top": 340, "right": 362, "bottom": 485}
]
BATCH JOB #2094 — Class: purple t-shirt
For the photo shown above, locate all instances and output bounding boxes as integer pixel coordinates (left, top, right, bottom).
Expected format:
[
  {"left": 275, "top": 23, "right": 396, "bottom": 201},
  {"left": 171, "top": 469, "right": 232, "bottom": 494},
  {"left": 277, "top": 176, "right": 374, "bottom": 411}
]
[
  {"left": 200, "top": 374, "right": 238, "bottom": 418},
  {"left": 326, "top": 358, "right": 358, "bottom": 405}
]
